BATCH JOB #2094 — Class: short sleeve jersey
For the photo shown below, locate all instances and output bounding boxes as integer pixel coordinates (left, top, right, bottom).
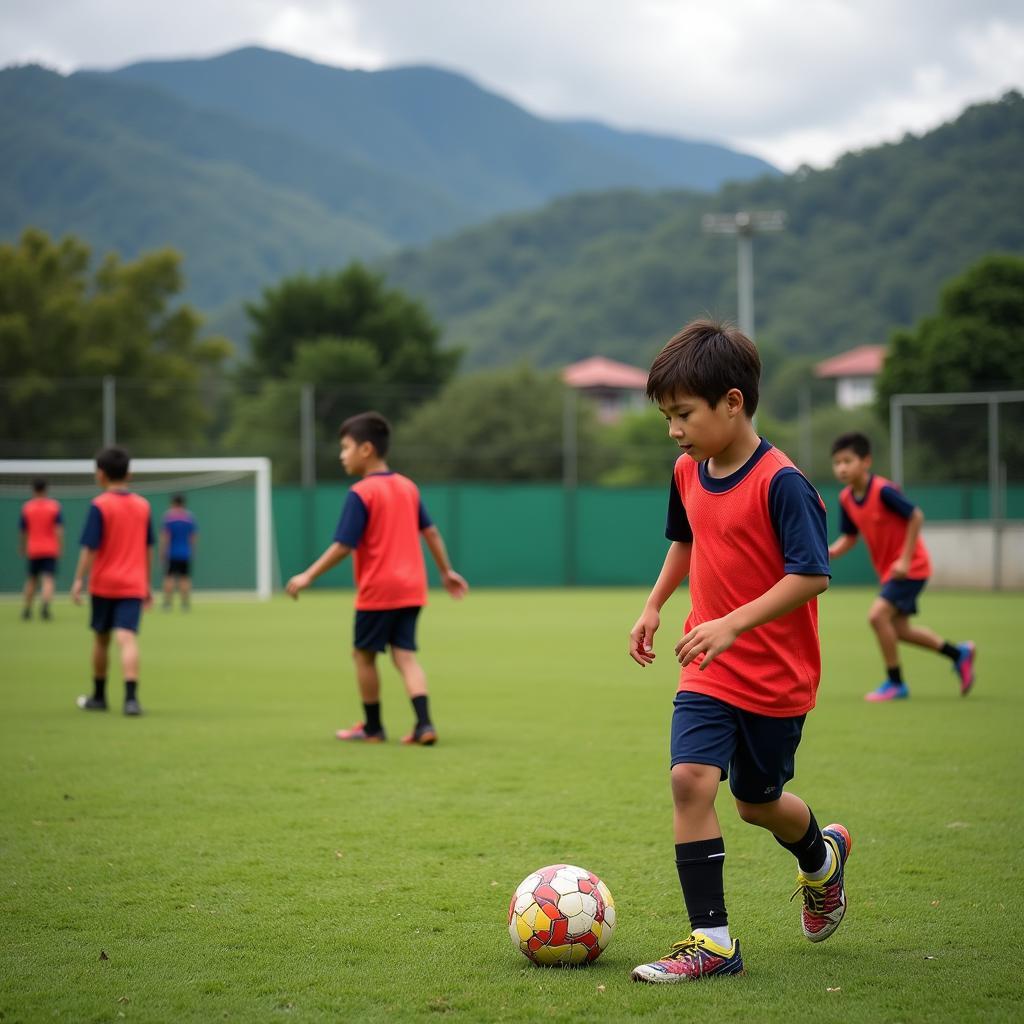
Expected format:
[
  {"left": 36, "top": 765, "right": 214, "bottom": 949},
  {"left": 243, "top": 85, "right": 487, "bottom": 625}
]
[
  {"left": 838, "top": 474, "right": 931, "bottom": 583},
  {"left": 333, "top": 472, "right": 432, "bottom": 611},
  {"left": 20, "top": 496, "right": 63, "bottom": 558},
  {"left": 162, "top": 508, "right": 198, "bottom": 560},
  {"left": 667, "top": 439, "right": 830, "bottom": 717},
  {"left": 80, "top": 490, "right": 153, "bottom": 598}
]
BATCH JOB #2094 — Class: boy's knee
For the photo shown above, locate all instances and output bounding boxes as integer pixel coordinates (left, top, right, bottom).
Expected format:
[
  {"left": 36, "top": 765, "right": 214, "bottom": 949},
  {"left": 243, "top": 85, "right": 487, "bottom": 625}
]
[
  {"left": 867, "top": 603, "right": 891, "bottom": 629},
  {"left": 670, "top": 762, "right": 720, "bottom": 804},
  {"left": 735, "top": 798, "right": 776, "bottom": 825},
  {"left": 352, "top": 648, "right": 376, "bottom": 665}
]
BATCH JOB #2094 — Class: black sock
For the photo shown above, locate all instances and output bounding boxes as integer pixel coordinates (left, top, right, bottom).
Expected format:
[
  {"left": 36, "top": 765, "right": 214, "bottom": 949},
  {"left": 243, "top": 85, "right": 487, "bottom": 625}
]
[
  {"left": 125, "top": 680, "right": 137, "bottom": 701},
  {"left": 363, "top": 702, "right": 382, "bottom": 734},
  {"left": 886, "top": 665, "right": 903, "bottom": 685},
  {"left": 675, "top": 838, "right": 727, "bottom": 930},
  {"left": 775, "top": 810, "right": 827, "bottom": 874},
  {"left": 93, "top": 676, "right": 107, "bottom": 701},
  {"left": 411, "top": 694, "right": 431, "bottom": 728},
  {"left": 939, "top": 642, "right": 960, "bottom": 662}
]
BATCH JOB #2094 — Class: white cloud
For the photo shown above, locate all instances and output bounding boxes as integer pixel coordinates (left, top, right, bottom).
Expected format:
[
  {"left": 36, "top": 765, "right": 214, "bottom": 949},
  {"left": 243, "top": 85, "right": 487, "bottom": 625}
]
[{"left": 1, "top": 0, "right": 1021, "bottom": 168}]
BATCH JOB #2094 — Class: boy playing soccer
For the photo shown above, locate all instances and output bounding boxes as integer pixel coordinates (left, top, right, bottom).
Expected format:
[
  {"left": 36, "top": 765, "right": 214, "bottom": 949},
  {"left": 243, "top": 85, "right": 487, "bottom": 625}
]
[
  {"left": 628, "top": 320, "right": 849, "bottom": 983},
  {"left": 285, "top": 412, "right": 468, "bottom": 745},
  {"left": 160, "top": 494, "right": 198, "bottom": 611},
  {"left": 20, "top": 478, "right": 63, "bottom": 621},
  {"left": 71, "top": 447, "right": 153, "bottom": 716},
  {"left": 828, "top": 432, "right": 975, "bottom": 701}
]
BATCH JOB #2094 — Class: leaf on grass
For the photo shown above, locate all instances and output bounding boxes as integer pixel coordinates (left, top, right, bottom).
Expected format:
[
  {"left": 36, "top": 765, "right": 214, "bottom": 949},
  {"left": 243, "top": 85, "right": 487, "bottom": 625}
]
[
  {"left": 930, "top": 900, "right": 940, "bottom": 907},
  {"left": 99, "top": 950, "right": 109, "bottom": 961},
  {"left": 826, "top": 987, "right": 841, "bottom": 992},
  {"left": 924, "top": 955, "right": 937, "bottom": 960},
  {"left": 596, "top": 984, "right": 606, "bottom": 993},
  {"left": 117, "top": 996, "right": 130, "bottom": 1004},
  {"left": 334, "top": 851, "right": 344, "bottom": 859},
  {"left": 946, "top": 821, "right": 969, "bottom": 829},
  {"left": 490, "top": 881, "right": 499, "bottom": 887}
]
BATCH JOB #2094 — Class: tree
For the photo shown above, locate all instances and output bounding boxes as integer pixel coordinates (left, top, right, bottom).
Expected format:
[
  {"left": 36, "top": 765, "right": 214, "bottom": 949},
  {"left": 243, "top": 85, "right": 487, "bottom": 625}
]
[
  {"left": 391, "top": 365, "right": 611, "bottom": 482},
  {"left": 0, "top": 229, "right": 231, "bottom": 456},
  {"left": 231, "top": 264, "right": 459, "bottom": 479},
  {"left": 875, "top": 253, "right": 1024, "bottom": 481}
]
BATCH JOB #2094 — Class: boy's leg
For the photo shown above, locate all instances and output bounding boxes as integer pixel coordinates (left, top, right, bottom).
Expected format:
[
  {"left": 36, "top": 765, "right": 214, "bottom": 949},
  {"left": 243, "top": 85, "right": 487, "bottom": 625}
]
[
  {"left": 78, "top": 628, "right": 111, "bottom": 710},
  {"left": 391, "top": 647, "right": 436, "bottom": 744},
  {"left": 22, "top": 572, "right": 37, "bottom": 618},
  {"left": 894, "top": 616, "right": 976, "bottom": 695},
  {"left": 336, "top": 647, "right": 386, "bottom": 740},
  {"left": 180, "top": 573, "right": 191, "bottom": 610},
  {"left": 731, "top": 709, "right": 850, "bottom": 943},
  {"left": 40, "top": 571, "right": 55, "bottom": 618},
  {"left": 866, "top": 597, "right": 908, "bottom": 700},
  {"left": 114, "top": 625, "right": 143, "bottom": 715},
  {"left": 632, "top": 694, "right": 744, "bottom": 984},
  {"left": 162, "top": 573, "right": 174, "bottom": 609}
]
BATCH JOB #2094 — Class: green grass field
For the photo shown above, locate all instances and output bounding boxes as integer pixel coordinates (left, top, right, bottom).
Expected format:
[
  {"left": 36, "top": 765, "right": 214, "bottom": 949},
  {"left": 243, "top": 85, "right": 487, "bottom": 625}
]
[{"left": 1, "top": 588, "right": 1021, "bottom": 1023}]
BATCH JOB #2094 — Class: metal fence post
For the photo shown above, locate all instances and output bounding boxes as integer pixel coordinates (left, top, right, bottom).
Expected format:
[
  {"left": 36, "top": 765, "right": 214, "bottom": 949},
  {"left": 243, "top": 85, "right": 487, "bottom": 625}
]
[
  {"left": 102, "top": 375, "right": 116, "bottom": 446},
  {"left": 300, "top": 384, "right": 316, "bottom": 566},
  {"left": 989, "top": 398, "right": 1002, "bottom": 590}
]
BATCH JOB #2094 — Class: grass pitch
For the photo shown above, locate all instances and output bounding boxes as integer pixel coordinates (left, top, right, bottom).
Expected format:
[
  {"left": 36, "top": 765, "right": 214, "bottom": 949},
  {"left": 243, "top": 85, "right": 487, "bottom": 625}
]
[{"left": 1, "top": 587, "right": 1021, "bottom": 1023}]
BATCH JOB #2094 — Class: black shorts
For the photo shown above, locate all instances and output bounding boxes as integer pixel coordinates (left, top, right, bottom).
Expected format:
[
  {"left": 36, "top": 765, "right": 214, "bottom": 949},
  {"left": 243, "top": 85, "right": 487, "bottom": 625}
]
[
  {"left": 354, "top": 607, "right": 421, "bottom": 653},
  {"left": 166, "top": 558, "right": 191, "bottom": 577},
  {"left": 670, "top": 691, "right": 806, "bottom": 804},
  {"left": 28, "top": 557, "right": 57, "bottom": 577},
  {"left": 90, "top": 596, "right": 143, "bottom": 634},
  {"left": 879, "top": 577, "right": 927, "bottom": 615}
]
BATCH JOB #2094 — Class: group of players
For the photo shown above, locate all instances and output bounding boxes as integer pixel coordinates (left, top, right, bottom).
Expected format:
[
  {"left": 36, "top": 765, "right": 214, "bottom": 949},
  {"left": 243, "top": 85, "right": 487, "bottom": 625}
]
[{"left": 18, "top": 317, "right": 976, "bottom": 983}]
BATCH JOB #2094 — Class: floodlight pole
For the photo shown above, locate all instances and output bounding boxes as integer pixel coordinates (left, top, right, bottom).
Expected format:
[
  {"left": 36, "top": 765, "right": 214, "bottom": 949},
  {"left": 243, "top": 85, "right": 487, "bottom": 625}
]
[{"left": 702, "top": 211, "right": 785, "bottom": 340}]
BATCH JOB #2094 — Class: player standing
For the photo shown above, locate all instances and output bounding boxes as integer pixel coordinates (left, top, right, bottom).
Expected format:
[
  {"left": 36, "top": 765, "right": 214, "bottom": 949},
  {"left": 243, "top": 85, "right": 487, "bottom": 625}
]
[
  {"left": 20, "top": 478, "right": 63, "bottom": 621},
  {"left": 71, "top": 447, "right": 153, "bottom": 716},
  {"left": 160, "top": 494, "right": 197, "bottom": 611},
  {"left": 828, "top": 432, "right": 975, "bottom": 701},
  {"left": 628, "top": 320, "right": 850, "bottom": 983},
  {"left": 286, "top": 412, "right": 468, "bottom": 745}
]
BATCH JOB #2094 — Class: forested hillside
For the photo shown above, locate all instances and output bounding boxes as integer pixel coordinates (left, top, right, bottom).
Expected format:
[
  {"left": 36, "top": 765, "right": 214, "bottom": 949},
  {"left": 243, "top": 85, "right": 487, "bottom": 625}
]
[{"left": 387, "top": 92, "right": 1024, "bottom": 366}]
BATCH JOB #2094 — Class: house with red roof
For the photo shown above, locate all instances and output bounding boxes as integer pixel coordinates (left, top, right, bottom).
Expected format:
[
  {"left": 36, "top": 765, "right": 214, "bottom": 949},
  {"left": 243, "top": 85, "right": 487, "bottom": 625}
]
[
  {"left": 562, "top": 356, "right": 649, "bottom": 422},
  {"left": 814, "top": 345, "right": 887, "bottom": 409}
]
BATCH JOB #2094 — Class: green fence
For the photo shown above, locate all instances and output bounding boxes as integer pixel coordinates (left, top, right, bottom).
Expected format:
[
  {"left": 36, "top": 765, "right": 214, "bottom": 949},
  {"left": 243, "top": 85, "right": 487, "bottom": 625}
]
[{"left": 3, "top": 482, "right": 1021, "bottom": 594}]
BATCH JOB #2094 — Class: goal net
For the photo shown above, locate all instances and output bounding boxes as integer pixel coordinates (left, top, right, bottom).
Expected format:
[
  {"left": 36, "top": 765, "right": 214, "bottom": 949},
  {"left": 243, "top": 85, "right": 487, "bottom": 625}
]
[{"left": 0, "top": 458, "right": 275, "bottom": 599}]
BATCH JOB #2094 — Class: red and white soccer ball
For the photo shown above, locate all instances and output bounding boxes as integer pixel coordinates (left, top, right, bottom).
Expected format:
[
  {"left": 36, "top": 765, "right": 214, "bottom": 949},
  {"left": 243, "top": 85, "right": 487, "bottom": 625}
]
[{"left": 508, "top": 864, "right": 617, "bottom": 966}]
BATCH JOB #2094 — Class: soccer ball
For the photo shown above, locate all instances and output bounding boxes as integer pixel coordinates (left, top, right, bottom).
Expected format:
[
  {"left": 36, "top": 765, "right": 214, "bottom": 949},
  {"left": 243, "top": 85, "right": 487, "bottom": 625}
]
[{"left": 508, "top": 864, "right": 616, "bottom": 966}]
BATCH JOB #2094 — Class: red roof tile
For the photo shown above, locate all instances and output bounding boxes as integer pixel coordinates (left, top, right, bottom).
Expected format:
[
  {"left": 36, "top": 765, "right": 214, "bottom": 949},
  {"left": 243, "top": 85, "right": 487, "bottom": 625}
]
[
  {"left": 562, "top": 356, "right": 648, "bottom": 390},
  {"left": 815, "top": 345, "right": 886, "bottom": 379}
]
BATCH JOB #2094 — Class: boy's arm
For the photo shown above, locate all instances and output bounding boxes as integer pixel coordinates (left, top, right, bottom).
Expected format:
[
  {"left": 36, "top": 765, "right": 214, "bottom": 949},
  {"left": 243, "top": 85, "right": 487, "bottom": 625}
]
[
  {"left": 71, "top": 548, "right": 95, "bottom": 605},
  {"left": 828, "top": 533, "right": 857, "bottom": 559},
  {"left": 285, "top": 542, "right": 352, "bottom": 599},
  {"left": 629, "top": 540, "right": 692, "bottom": 666},
  {"left": 158, "top": 527, "right": 167, "bottom": 562},
  {"left": 676, "top": 573, "right": 828, "bottom": 669},
  {"left": 421, "top": 524, "right": 468, "bottom": 599},
  {"left": 890, "top": 507, "right": 924, "bottom": 579}
]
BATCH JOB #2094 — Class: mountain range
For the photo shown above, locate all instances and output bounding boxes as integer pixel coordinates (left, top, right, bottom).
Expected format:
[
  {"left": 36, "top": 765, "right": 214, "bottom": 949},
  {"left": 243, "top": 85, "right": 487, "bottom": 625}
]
[{"left": 0, "top": 46, "right": 776, "bottom": 313}]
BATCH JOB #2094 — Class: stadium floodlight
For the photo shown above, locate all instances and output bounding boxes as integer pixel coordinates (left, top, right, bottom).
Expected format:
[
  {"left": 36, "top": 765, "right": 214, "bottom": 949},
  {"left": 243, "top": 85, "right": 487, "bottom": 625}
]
[
  {"left": 0, "top": 457, "right": 274, "bottom": 599},
  {"left": 702, "top": 210, "right": 786, "bottom": 339}
]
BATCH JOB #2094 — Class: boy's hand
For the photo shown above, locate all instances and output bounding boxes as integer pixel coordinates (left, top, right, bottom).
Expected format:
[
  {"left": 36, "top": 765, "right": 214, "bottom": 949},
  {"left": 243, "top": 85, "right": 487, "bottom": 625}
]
[
  {"left": 442, "top": 569, "right": 469, "bottom": 599},
  {"left": 629, "top": 609, "right": 660, "bottom": 666},
  {"left": 285, "top": 572, "right": 312, "bottom": 599},
  {"left": 675, "top": 616, "right": 738, "bottom": 670},
  {"left": 143, "top": 592, "right": 153, "bottom": 611},
  {"left": 889, "top": 557, "right": 910, "bottom": 580},
  {"left": 71, "top": 579, "right": 84, "bottom": 605}
]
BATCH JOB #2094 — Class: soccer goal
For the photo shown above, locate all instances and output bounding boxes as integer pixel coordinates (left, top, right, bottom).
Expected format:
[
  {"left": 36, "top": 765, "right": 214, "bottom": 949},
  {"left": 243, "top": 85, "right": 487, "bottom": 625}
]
[{"left": 0, "top": 458, "right": 274, "bottom": 599}]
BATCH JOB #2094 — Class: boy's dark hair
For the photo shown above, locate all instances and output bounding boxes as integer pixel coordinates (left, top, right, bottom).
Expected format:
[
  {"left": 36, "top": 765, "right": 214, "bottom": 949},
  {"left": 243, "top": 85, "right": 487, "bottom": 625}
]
[
  {"left": 171, "top": 494, "right": 186, "bottom": 506},
  {"left": 32, "top": 477, "right": 47, "bottom": 493},
  {"left": 339, "top": 411, "right": 391, "bottom": 457},
  {"left": 646, "top": 318, "right": 760, "bottom": 416},
  {"left": 95, "top": 446, "right": 131, "bottom": 481},
  {"left": 831, "top": 432, "right": 872, "bottom": 458}
]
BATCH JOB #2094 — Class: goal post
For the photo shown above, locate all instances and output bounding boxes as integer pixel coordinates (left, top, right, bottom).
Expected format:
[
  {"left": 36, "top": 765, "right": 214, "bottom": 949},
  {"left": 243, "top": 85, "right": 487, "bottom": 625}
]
[{"left": 0, "top": 457, "right": 274, "bottom": 600}]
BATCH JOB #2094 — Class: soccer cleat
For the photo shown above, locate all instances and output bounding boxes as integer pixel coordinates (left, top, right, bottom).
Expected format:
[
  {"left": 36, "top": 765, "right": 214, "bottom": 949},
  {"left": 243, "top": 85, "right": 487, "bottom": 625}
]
[
  {"left": 335, "top": 722, "right": 386, "bottom": 743},
  {"left": 864, "top": 681, "right": 909, "bottom": 701},
  {"left": 76, "top": 695, "right": 108, "bottom": 711},
  {"left": 401, "top": 725, "right": 438, "bottom": 746},
  {"left": 21, "top": 607, "right": 31, "bottom": 621},
  {"left": 41, "top": 604, "right": 52, "bottom": 621},
  {"left": 631, "top": 932, "right": 744, "bottom": 983},
  {"left": 794, "top": 823, "right": 852, "bottom": 942},
  {"left": 123, "top": 698, "right": 143, "bottom": 716},
  {"left": 954, "top": 642, "right": 976, "bottom": 696}
]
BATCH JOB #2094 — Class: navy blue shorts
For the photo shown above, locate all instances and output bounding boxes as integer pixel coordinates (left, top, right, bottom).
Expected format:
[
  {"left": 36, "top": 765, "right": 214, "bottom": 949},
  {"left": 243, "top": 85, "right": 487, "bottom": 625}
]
[
  {"left": 166, "top": 558, "right": 191, "bottom": 577},
  {"left": 28, "top": 557, "right": 57, "bottom": 577},
  {"left": 879, "top": 577, "right": 928, "bottom": 615},
  {"left": 354, "top": 607, "right": 420, "bottom": 653},
  {"left": 90, "top": 596, "right": 143, "bottom": 634},
  {"left": 670, "top": 691, "right": 806, "bottom": 804}
]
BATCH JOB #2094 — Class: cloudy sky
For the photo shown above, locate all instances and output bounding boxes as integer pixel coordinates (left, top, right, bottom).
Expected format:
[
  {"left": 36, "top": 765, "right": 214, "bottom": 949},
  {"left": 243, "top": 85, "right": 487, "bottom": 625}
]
[{"left": 3, "top": 0, "right": 1022, "bottom": 169}]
